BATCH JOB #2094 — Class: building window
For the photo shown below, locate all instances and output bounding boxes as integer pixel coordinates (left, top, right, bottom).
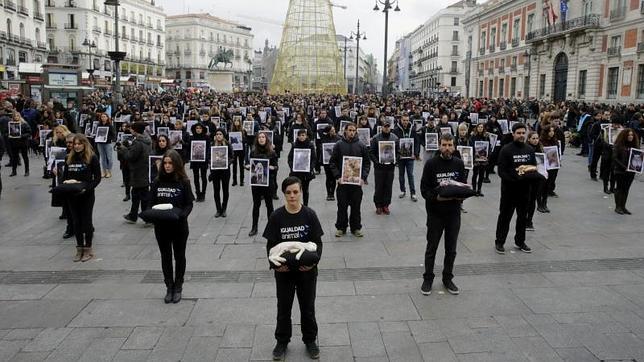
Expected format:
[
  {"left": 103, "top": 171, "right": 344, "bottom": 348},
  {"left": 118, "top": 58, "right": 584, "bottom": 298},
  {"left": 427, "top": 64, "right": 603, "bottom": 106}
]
[
  {"left": 453, "top": 17, "right": 459, "bottom": 25},
  {"left": 637, "top": 65, "right": 644, "bottom": 99},
  {"left": 451, "top": 77, "right": 456, "bottom": 87},
  {"left": 510, "top": 77, "right": 516, "bottom": 97},
  {"left": 199, "top": 71, "right": 204, "bottom": 79},
  {"left": 527, "top": 14, "right": 535, "bottom": 33},
  {"left": 451, "top": 61, "right": 457, "bottom": 73},
  {"left": 513, "top": 18, "right": 520, "bottom": 40},
  {"left": 452, "top": 31, "right": 459, "bottom": 41},
  {"left": 479, "top": 80, "right": 484, "bottom": 97},
  {"left": 499, "top": 78, "right": 504, "bottom": 97},
  {"left": 480, "top": 32, "right": 486, "bottom": 48},
  {"left": 501, "top": 23, "right": 508, "bottom": 42},
  {"left": 607, "top": 67, "right": 619, "bottom": 99},
  {"left": 524, "top": 76, "right": 530, "bottom": 97},
  {"left": 185, "top": 70, "right": 192, "bottom": 79},
  {"left": 490, "top": 28, "right": 497, "bottom": 46},
  {"left": 488, "top": 79, "right": 493, "bottom": 98},
  {"left": 18, "top": 51, "right": 27, "bottom": 63},
  {"left": 578, "top": 70, "right": 587, "bottom": 97},
  {"left": 539, "top": 74, "right": 546, "bottom": 97},
  {"left": 175, "top": 71, "right": 180, "bottom": 79},
  {"left": 104, "top": 60, "right": 111, "bottom": 71}
]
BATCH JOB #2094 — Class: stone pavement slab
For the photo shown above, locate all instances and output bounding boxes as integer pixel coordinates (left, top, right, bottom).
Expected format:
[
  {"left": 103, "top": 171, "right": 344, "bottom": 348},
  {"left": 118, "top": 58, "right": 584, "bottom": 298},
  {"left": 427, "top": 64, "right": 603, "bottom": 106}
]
[
  {"left": 69, "top": 300, "right": 195, "bottom": 327},
  {"left": 0, "top": 300, "right": 88, "bottom": 329}
]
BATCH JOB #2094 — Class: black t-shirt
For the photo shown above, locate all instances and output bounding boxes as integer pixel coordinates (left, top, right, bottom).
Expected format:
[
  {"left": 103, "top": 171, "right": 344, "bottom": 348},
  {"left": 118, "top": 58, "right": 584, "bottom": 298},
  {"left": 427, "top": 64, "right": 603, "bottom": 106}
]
[
  {"left": 263, "top": 205, "right": 324, "bottom": 270},
  {"left": 149, "top": 178, "right": 195, "bottom": 218}
]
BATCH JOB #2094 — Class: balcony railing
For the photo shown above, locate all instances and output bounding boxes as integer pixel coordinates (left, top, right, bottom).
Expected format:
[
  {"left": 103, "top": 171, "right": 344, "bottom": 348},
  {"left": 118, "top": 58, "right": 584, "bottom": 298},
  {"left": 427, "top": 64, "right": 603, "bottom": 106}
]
[
  {"left": 451, "top": 51, "right": 459, "bottom": 56},
  {"left": 638, "top": 42, "right": 644, "bottom": 53},
  {"left": 184, "top": 49, "right": 192, "bottom": 55},
  {"left": 479, "top": 47, "right": 485, "bottom": 55},
  {"left": 92, "top": 26, "right": 101, "bottom": 33},
  {"left": 512, "top": 38, "right": 519, "bottom": 47},
  {"left": 146, "top": 22, "right": 152, "bottom": 28},
  {"left": 45, "top": 0, "right": 54, "bottom": 7},
  {"left": 33, "top": 11, "right": 43, "bottom": 20},
  {"left": 607, "top": 46, "right": 621, "bottom": 57},
  {"left": 6, "top": 58, "right": 16, "bottom": 66},
  {"left": 64, "top": 0, "right": 75, "bottom": 7},
  {"left": 157, "top": 41, "right": 163, "bottom": 48},
  {"left": 92, "top": 4, "right": 99, "bottom": 11},
  {"left": 64, "top": 23, "right": 77, "bottom": 29},
  {"left": 122, "top": 34, "right": 129, "bottom": 40},
  {"left": 449, "top": 68, "right": 458, "bottom": 74},
  {"left": 37, "top": 41, "right": 46, "bottom": 49},
  {"left": 46, "top": 22, "right": 57, "bottom": 29},
  {"left": 610, "top": 6, "right": 626, "bottom": 20},
  {"left": 199, "top": 50, "right": 206, "bottom": 56},
  {"left": 147, "top": 40, "right": 154, "bottom": 45},
  {"left": 4, "top": 0, "right": 16, "bottom": 11},
  {"left": 478, "top": 69, "right": 483, "bottom": 76},
  {"left": 499, "top": 41, "right": 507, "bottom": 50},
  {"left": 18, "top": 5, "right": 28, "bottom": 15},
  {"left": 489, "top": 44, "right": 496, "bottom": 53},
  {"left": 511, "top": 64, "right": 517, "bottom": 71},
  {"left": 0, "top": 31, "right": 5, "bottom": 39},
  {"left": 526, "top": 15, "right": 600, "bottom": 42},
  {"left": 157, "top": 25, "right": 163, "bottom": 31},
  {"left": 499, "top": 67, "right": 505, "bottom": 74},
  {"left": 488, "top": 68, "right": 494, "bottom": 75},
  {"left": 104, "top": 29, "right": 112, "bottom": 36}
]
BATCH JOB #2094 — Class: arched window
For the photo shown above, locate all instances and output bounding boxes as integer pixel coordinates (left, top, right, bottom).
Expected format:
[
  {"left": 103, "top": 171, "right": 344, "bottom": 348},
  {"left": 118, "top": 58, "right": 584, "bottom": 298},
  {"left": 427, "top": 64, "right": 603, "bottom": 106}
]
[
  {"left": 19, "top": 23, "right": 25, "bottom": 39},
  {"left": 7, "top": 19, "right": 12, "bottom": 36}
]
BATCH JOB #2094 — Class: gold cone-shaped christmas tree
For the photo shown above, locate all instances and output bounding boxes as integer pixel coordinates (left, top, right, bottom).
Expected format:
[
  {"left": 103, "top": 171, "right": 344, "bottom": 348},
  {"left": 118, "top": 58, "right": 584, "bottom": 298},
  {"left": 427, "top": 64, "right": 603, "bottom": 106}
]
[{"left": 270, "top": 0, "right": 347, "bottom": 94}]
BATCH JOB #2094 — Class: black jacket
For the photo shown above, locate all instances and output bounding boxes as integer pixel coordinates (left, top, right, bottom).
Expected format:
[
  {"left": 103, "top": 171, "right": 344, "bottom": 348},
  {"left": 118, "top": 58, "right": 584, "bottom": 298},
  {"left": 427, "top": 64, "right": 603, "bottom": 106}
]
[
  {"left": 369, "top": 131, "right": 399, "bottom": 169},
  {"left": 288, "top": 139, "right": 316, "bottom": 181},
  {"left": 497, "top": 141, "right": 536, "bottom": 188},
  {"left": 117, "top": 133, "right": 152, "bottom": 188},
  {"left": 149, "top": 176, "right": 195, "bottom": 219},
  {"left": 329, "top": 135, "right": 371, "bottom": 182},
  {"left": 420, "top": 154, "right": 467, "bottom": 214},
  {"left": 62, "top": 153, "right": 102, "bottom": 193}
]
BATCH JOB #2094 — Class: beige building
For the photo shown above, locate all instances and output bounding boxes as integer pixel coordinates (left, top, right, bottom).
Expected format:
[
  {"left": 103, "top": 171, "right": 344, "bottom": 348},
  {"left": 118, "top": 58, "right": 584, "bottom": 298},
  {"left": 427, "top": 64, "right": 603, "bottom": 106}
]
[
  {"left": 45, "top": 0, "right": 166, "bottom": 86},
  {"left": 165, "top": 13, "right": 253, "bottom": 90},
  {"left": 463, "top": 0, "right": 644, "bottom": 103}
]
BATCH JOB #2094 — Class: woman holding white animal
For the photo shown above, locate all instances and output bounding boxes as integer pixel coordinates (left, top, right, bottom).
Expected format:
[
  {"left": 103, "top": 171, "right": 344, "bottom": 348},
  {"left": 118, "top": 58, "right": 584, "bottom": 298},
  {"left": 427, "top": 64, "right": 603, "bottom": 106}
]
[
  {"left": 147, "top": 150, "right": 195, "bottom": 304},
  {"left": 262, "top": 176, "right": 323, "bottom": 361}
]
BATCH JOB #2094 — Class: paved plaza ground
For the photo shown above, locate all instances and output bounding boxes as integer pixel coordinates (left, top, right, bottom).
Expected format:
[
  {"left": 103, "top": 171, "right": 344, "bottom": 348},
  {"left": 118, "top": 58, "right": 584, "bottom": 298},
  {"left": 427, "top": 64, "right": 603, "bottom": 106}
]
[{"left": 0, "top": 146, "right": 644, "bottom": 361}]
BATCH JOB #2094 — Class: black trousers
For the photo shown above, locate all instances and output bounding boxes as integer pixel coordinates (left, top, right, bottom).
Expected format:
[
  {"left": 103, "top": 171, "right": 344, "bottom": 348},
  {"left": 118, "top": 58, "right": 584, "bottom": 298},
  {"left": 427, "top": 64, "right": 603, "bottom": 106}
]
[
  {"left": 10, "top": 144, "right": 29, "bottom": 173},
  {"left": 67, "top": 192, "right": 95, "bottom": 247},
  {"left": 600, "top": 155, "right": 614, "bottom": 190},
  {"left": 590, "top": 143, "right": 602, "bottom": 178},
  {"left": 546, "top": 169, "right": 558, "bottom": 193},
  {"left": 232, "top": 150, "right": 245, "bottom": 184},
  {"left": 63, "top": 202, "right": 74, "bottom": 234},
  {"left": 423, "top": 210, "right": 460, "bottom": 282},
  {"left": 314, "top": 141, "right": 322, "bottom": 172},
  {"left": 274, "top": 271, "right": 318, "bottom": 344},
  {"left": 614, "top": 172, "right": 635, "bottom": 209},
  {"left": 301, "top": 178, "right": 311, "bottom": 206},
  {"left": 251, "top": 186, "right": 274, "bottom": 229},
  {"left": 495, "top": 184, "right": 528, "bottom": 246},
  {"left": 373, "top": 167, "right": 394, "bottom": 208},
  {"left": 471, "top": 165, "right": 486, "bottom": 192},
  {"left": 335, "top": 184, "right": 363, "bottom": 232},
  {"left": 526, "top": 180, "right": 543, "bottom": 223},
  {"left": 122, "top": 166, "right": 131, "bottom": 197},
  {"left": 323, "top": 165, "right": 336, "bottom": 197},
  {"left": 154, "top": 219, "right": 189, "bottom": 287},
  {"left": 212, "top": 170, "right": 230, "bottom": 213},
  {"left": 192, "top": 165, "right": 208, "bottom": 196},
  {"left": 129, "top": 186, "right": 149, "bottom": 220}
]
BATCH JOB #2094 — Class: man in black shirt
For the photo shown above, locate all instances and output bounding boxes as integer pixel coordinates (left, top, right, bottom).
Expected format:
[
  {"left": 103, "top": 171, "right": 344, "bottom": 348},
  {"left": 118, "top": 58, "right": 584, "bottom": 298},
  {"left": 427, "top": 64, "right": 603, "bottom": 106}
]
[
  {"left": 494, "top": 123, "right": 537, "bottom": 254},
  {"left": 263, "top": 176, "right": 324, "bottom": 361},
  {"left": 420, "top": 134, "right": 466, "bottom": 296}
]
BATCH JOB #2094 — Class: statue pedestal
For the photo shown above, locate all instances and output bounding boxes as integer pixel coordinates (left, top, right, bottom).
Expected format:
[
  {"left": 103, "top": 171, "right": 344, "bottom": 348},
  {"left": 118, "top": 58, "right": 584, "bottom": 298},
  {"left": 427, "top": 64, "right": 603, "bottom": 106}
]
[{"left": 208, "top": 70, "right": 234, "bottom": 93}]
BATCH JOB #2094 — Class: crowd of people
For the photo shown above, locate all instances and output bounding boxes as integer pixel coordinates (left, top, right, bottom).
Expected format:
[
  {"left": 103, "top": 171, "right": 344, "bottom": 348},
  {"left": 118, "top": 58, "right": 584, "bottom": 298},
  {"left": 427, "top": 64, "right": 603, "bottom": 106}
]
[{"left": 0, "top": 88, "right": 642, "bottom": 360}]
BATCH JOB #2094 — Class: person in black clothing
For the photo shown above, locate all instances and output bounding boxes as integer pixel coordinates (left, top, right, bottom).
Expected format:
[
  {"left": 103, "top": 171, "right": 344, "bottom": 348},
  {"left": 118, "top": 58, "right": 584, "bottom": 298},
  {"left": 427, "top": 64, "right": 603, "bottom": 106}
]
[
  {"left": 525, "top": 131, "right": 544, "bottom": 230},
  {"left": 494, "top": 123, "right": 537, "bottom": 254},
  {"left": 314, "top": 110, "right": 333, "bottom": 173},
  {"left": 319, "top": 125, "right": 341, "bottom": 201},
  {"left": 263, "top": 176, "right": 323, "bottom": 361},
  {"left": 248, "top": 132, "right": 278, "bottom": 236},
  {"left": 470, "top": 123, "right": 489, "bottom": 196},
  {"left": 116, "top": 122, "right": 132, "bottom": 201},
  {"left": 484, "top": 116, "right": 503, "bottom": 182},
  {"left": 230, "top": 117, "right": 246, "bottom": 186},
  {"left": 118, "top": 122, "right": 152, "bottom": 223},
  {"left": 600, "top": 123, "right": 620, "bottom": 194},
  {"left": 329, "top": 123, "right": 371, "bottom": 237},
  {"left": 288, "top": 129, "right": 316, "bottom": 206},
  {"left": 369, "top": 119, "right": 399, "bottom": 215},
  {"left": 588, "top": 111, "right": 607, "bottom": 180},
  {"left": 63, "top": 134, "right": 102, "bottom": 262},
  {"left": 392, "top": 114, "right": 419, "bottom": 202},
  {"left": 189, "top": 122, "right": 210, "bottom": 202},
  {"left": 153, "top": 134, "right": 172, "bottom": 156},
  {"left": 612, "top": 129, "right": 640, "bottom": 215},
  {"left": 209, "top": 129, "right": 233, "bottom": 217},
  {"left": 149, "top": 150, "right": 195, "bottom": 303},
  {"left": 420, "top": 133, "right": 466, "bottom": 296},
  {"left": 8, "top": 112, "right": 32, "bottom": 177}
]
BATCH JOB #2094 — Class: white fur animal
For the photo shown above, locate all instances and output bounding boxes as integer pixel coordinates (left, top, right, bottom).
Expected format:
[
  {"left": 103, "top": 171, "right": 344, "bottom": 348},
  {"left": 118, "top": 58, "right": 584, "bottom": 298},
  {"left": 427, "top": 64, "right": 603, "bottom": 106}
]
[{"left": 268, "top": 241, "right": 318, "bottom": 267}]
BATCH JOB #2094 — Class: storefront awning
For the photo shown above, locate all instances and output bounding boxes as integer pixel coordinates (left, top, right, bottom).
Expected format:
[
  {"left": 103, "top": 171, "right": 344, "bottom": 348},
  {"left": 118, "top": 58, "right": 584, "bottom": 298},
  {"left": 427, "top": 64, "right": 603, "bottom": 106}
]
[{"left": 18, "top": 63, "right": 44, "bottom": 74}]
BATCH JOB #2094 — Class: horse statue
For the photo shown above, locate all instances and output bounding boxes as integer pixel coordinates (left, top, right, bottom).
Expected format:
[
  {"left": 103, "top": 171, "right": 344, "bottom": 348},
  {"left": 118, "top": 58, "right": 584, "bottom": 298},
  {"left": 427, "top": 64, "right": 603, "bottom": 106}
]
[{"left": 208, "top": 49, "right": 234, "bottom": 70}]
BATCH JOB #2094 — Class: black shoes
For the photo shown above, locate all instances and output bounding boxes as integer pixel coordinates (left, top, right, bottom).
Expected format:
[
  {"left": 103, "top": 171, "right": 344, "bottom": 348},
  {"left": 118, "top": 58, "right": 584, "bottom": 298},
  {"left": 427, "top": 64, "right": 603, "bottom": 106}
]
[
  {"left": 62, "top": 231, "right": 74, "bottom": 239},
  {"left": 122, "top": 195, "right": 131, "bottom": 201},
  {"left": 164, "top": 288, "right": 173, "bottom": 304},
  {"left": 421, "top": 280, "right": 432, "bottom": 295},
  {"left": 232, "top": 181, "right": 237, "bottom": 186},
  {"left": 123, "top": 214, "right": 137, "bottom": 224},
  {"left": 24, "top": 171, "right": 29, "bottom": 177},
  {"left": 548, "top": 191, "right": 558, "bottom": 198},
  {"left": 248, "top": 228, "right": 258, "bottom": 237},
  {"left": 482, "top": 178, "right": 491, "bottom": 183},
  {"left": 516, "top": 244, "right": 532, "bottom": 253},
  {"left": 9, "top": 171, "right": 16, "bottom": 177},
  {"left": 495, "top": 244, "right": 505, "bottom": 255},
  {"left": 525, "top": 222, "right": 535, "bottom": 231},
  {"left": 305, "top": 342, "right": 320, "bottom": 359},
  {"left": 214, "top": 212, "right": 222, "bottom": 218},
  {"left": 444, "top": 280, "right": 460, "bottom": 295},
  {"left": 221, "top": 212, "right": 227, "bottom": 217},
  {"left": 172, "top": 287, "right": 182, "bottom": 303},
  {"left": 272, "top": 342, "right": 288, "bottom": 361},
  {"left": 272, "top": 195, "right": 279, "bottom": 200}
]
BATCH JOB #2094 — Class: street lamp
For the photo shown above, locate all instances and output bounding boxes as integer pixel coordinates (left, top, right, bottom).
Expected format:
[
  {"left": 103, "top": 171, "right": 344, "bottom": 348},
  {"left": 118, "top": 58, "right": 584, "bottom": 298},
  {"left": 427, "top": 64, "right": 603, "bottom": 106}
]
[
  {"left": 105, "top": 0, "right": 126, "bottom": 112},
  {"left": 82, "top": 38, "right": 97, "bottom": 85},
  {"left": 349, "top": 20, "right": 366, "bottom": 95},
  {"left": 373, "top": 0, "right": 400, "bottom": 98}
]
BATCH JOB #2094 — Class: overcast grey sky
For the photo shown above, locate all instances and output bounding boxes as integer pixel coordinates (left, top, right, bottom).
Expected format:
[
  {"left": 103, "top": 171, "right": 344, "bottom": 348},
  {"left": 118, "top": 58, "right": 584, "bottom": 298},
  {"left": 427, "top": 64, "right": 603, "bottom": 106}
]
[{"left": 158, "top": 0, "right": 469, "bottom": 73}]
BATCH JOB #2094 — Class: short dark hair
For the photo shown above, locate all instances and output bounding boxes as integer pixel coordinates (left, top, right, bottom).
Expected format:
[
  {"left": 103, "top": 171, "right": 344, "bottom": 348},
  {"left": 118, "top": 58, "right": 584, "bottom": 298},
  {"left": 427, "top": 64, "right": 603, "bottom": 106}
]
[
  {"left": 131, "top": 122, "right": 146, "bottom": 134},
  {"left": 297, "top": 128, "right": 307, "bottom": 136},
  {"left": 440, "top": 133, "right": 454, "bottom": 143},
  {"left": 281, "top": 176, "right": 302, "bottom": 193},
  {"left": 512, "top": 122, "right": 527, "bottom": 132}
]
